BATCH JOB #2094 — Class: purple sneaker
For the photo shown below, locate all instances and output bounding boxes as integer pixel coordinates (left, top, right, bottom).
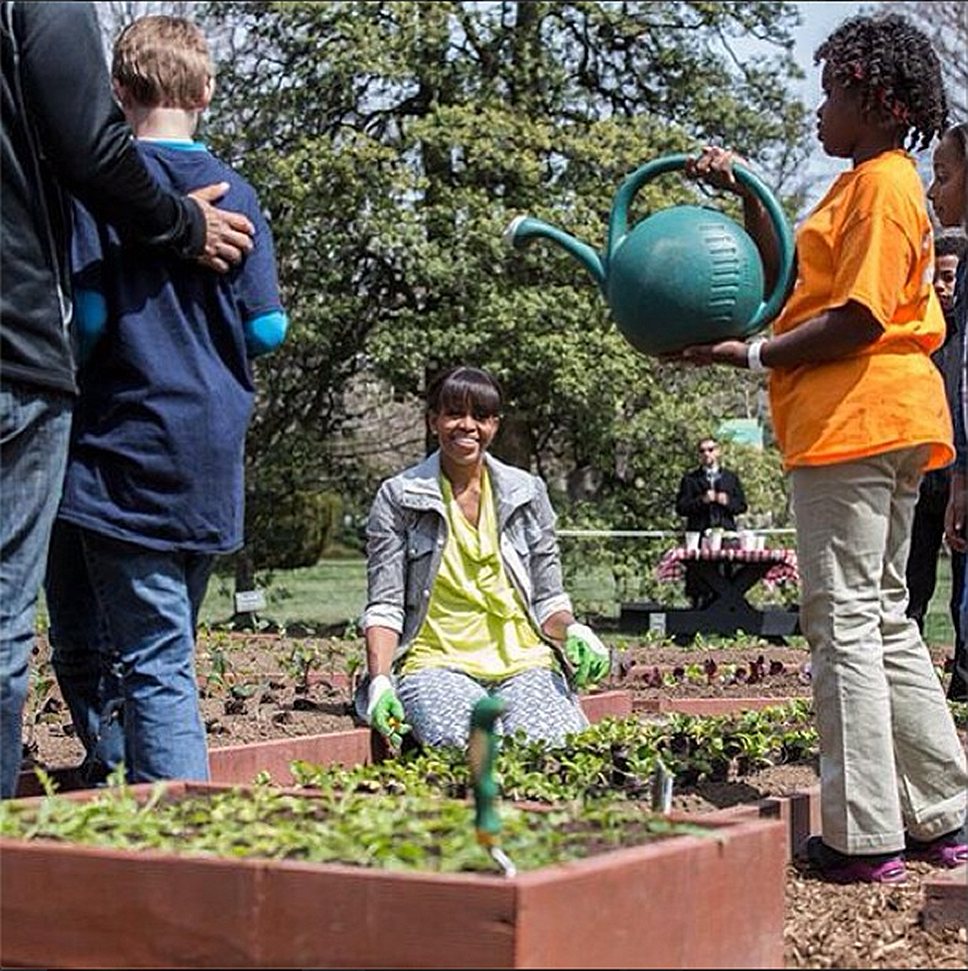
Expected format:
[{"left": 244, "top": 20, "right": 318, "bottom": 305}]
[
  {"left": 905, "top": 825, "right": 968, "bottom": 868},
  {"left": 804, "top": 836, "right": 907, "bottom": 884}
]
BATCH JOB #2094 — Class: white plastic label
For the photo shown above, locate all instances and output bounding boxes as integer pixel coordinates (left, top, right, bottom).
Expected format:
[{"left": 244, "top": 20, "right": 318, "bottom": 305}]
[{"left": 234, "top": 589, "right": 267, "bottom": 613}]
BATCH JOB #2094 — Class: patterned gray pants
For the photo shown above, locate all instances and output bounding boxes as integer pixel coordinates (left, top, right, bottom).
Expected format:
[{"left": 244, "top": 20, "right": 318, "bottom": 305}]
[{"left": 397, "top": 666, "right": 588, "bottom": 748}]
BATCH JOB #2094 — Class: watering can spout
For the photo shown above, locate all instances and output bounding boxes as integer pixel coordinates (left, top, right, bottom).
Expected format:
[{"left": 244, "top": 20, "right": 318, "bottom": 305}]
[{"left": 503, "top": 215, "right": 606, "bottom": 290}]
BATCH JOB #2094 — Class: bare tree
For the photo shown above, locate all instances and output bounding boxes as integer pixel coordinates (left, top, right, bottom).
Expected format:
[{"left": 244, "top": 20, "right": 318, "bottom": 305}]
[
  {"left": 93, "top": 2, "right": 199, "bottom": 55},
  {"left": 882, "top": 1, "right": 967, "bottom": 122}
]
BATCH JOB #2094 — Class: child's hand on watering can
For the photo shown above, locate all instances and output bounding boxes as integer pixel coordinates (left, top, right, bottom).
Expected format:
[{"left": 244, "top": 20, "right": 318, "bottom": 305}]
[
  {"left": 660, "top": 339, "right": 750, "bottom": 369},
  {"left": 684, "top": 146, "right": 751, "bottom": 197}
]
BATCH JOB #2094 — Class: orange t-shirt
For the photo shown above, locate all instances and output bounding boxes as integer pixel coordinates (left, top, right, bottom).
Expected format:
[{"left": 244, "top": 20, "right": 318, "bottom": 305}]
[{"left": 768, "top": 149, "right": 953, "bottom": 472}]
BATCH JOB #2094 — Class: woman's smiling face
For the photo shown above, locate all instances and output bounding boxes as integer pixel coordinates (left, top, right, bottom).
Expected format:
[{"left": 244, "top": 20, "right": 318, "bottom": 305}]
[{"left": 429, "top": 406, "right": 499, "bottom": 472}]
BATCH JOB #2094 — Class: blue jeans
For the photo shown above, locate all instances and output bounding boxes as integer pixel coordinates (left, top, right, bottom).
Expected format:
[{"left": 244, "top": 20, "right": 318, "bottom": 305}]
[
  {"left": 45, "top": 521, "right": 124, "bottom": 782},
  {"left": 45, "top": 523, "right": 213, "bottom": 783},
  {"left": 0, "top": 384, "right": 73, "bottom": 798}
]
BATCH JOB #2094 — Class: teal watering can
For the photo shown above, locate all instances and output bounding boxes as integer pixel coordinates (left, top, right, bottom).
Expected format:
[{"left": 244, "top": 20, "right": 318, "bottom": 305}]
[{"left": 502, "top": 153, "right": 796, "bottom": 357}]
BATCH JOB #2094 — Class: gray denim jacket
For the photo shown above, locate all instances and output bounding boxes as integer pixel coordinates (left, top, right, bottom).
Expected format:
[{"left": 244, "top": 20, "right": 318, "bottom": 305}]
[{"left": 361, "top": 450, "right": 573, "bottom": 666}]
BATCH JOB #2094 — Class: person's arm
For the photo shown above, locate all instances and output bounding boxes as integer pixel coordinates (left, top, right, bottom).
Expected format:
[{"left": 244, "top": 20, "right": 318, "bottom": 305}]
[
  {"left": 540, "top": 609, "right": 575, "bottom": 644},
  {"left": 946, "top": 340, "right": 967, "bottom": 552},
  {"left": 684, "top": 146, "right": 782, "bottom": 296},
  {"left": 360, "top": 482, "right": 409, "bottom": 666},
  {"left": 675, "top": 474, "right": 708, "bottom": 515},
  {"left": 244, "top": 311, "right": 289, "bottom": 358},
  {"left": 359, "top": 484, "right": 411, "bottom": 745},
  {"left": 16, "top": 2, "right": 252, "bottom": 269},
  {"left": 522, "top": 477, "right": 574, "bottom": 625},
  {"left": 725, "top": 472, "right": 748, "bottom": 516},
  {"left": 520, "top": 480, "right": 609, "bottom": 687},
  {"left": 233, "top": 190, "right": 288, "bottom": 357},
  {"left": 362, "top": 624, "right": 409, "bottom": 747},
  {"left": 365, "top": 626, "right": 399, "bottom": 679},
  {"left": 674, "top": 300, "right": 883, "bottom": 370},
  {"left": 946, "top": 469, "right": 966, "bottom": 553}
]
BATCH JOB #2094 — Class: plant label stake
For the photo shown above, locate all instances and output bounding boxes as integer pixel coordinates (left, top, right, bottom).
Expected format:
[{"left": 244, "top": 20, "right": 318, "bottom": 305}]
[
  {"left": 468, "top": 696, "right": 516, "bottom": 878},
  {"left": 651, "top": 760, "right": 674, "bottom": 814}
]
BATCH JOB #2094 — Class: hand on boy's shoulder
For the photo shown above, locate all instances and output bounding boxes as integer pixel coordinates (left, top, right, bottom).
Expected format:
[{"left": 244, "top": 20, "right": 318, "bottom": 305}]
[{"left": 189, "top": 182, "right": 255, "bottom": 273}]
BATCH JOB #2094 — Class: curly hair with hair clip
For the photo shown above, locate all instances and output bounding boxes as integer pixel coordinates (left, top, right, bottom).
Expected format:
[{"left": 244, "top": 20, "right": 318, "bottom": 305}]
[{"left": 815, "top": 13, "right": 948, "bottom": 151}]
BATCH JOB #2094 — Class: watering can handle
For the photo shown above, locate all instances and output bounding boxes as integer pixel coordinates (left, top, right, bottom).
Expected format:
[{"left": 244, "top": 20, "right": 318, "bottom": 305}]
[{"left": 606, "top": 152, "right": 796, "bottom": 331}]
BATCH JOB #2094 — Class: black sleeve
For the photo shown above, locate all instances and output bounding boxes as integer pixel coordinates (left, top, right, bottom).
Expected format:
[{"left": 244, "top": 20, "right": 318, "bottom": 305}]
[
  {"left": 675, "top": 473, "right": 705, "bottom": 516},
  {"left": 16, "top": 2, "right": 204, "bottom": 257},
  {"left": 724, "top": 471, "right": 748, "bottom": 517}
]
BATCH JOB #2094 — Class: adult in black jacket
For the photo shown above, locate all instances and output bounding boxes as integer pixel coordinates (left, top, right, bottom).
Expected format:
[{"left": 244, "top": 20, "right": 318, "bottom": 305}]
[
  {"left": 675, "top": 438, "right": 748, "bottom": 607},
  {"left": 0, "top": 1, "right": 255, "bottom": 798},
  {"left": 675, "top": 438, "right": 748, "bottom": 533}
]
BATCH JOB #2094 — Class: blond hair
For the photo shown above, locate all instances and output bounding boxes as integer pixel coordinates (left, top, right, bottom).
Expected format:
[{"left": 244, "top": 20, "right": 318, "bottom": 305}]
[{"left": 112, "top": 15, "right": 213, "bottom": 110}]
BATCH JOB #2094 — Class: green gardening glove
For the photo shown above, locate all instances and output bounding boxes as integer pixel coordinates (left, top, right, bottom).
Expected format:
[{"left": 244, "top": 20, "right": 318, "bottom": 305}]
[
  {"left": 366, "top": 674, "right": 411, "bottom": 749},
  {"left": 563, "top": 622, "right": 611, "bottom": 689}
]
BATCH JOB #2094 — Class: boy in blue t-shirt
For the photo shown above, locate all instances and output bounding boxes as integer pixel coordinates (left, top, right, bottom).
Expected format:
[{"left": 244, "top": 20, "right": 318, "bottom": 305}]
[{"left": 43, "top": 15, "right": 287, "bottom": 784}]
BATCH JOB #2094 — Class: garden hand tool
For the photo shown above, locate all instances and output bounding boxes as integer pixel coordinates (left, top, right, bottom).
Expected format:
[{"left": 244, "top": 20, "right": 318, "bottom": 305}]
[
  {"left": 503, "top": 153, "right": 796, "bottom": 356},
  {"left": 563, "top": 622, "right": 611, "bottom": 689},
  {"left": 468, "top": 696, "right": 516, "bottom": 878},
  {"left": 366, "top": 674, "right": 411, "bottom": 749}
]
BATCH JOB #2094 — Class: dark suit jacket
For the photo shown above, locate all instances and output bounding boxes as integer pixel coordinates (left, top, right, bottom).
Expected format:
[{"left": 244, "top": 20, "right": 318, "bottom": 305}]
[{"left": 675, "top": 467, "right": 747, "bottom": 533}]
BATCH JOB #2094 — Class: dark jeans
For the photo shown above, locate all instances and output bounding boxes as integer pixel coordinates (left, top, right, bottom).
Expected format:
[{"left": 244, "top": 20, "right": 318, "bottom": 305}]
[{"left": 905, "top": 475, "right": 967, "bottom": 700}]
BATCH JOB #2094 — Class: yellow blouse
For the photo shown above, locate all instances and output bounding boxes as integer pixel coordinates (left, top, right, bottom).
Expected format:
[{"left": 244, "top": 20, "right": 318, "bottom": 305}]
[{"left": 401, "top": 467, "right": 553, "bottom": 679}]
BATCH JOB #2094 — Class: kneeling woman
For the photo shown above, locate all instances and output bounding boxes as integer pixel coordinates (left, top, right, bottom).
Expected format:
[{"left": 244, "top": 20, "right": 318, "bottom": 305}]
[{"left": 358, "top": 366, "right": 608, "bottom": 749}]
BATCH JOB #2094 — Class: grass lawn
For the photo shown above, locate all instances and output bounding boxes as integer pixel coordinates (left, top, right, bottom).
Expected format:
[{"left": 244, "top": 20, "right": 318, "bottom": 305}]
[
  {"left": 195, "top": 550, "right": 961, "bottom": 648},
  {"left": 200, "top": 558, "right": 367, "bottom": 632}
]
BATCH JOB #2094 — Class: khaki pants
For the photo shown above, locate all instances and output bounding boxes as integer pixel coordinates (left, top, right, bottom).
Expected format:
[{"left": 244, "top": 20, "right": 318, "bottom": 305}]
[{"left": 792, "top": 447, "right": 968, "bottom": 855}]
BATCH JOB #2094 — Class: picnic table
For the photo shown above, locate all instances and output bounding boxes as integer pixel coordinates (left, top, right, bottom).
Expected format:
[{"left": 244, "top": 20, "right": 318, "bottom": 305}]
[{"left": 618, "top": 545, "right": 801, "bottom": 643}]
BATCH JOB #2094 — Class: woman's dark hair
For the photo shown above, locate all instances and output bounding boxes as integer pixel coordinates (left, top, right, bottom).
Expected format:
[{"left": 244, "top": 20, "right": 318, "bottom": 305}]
[
  {"left": 426, "top": 366, "right": 503, "bottom": 419},
  {"left": 815, "top": 13, "right": 947, "bottom": 151}
]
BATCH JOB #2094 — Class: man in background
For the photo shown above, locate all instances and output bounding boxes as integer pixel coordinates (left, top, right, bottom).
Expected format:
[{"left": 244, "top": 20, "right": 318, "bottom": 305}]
[{"left": 675, "top": 437, "right": 747, "bottom": 606}]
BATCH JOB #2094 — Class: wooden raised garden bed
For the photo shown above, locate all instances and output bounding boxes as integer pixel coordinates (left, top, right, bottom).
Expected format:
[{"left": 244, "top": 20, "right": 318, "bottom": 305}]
[{"left": 0, "top": 781, "right": 786, "bottom": 969}]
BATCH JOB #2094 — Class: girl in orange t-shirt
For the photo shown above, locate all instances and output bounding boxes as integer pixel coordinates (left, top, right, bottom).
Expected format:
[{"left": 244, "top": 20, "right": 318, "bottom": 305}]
[{"left": 671, "top": 14, "right": 968, "bottom": 884}]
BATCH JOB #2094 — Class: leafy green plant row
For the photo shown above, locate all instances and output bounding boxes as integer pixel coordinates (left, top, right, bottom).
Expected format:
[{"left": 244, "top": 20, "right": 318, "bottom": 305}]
[
  {"left": 290, "top": 702, "right": 820, "bottom": 804},
  {"left": 0, "top": 779, "right": 708, "bottom": 874}
]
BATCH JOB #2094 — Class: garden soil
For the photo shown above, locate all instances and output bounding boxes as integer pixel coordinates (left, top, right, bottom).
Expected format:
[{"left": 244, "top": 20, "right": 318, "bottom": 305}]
[{"left": 20, "top": 632, "right": 968, "bottom": 969}]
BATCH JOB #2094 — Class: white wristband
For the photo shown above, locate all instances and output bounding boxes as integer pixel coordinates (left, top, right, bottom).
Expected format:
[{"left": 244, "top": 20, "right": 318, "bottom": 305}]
[{"left": 747, "top": 339, "right": 769, "bottom": 373}]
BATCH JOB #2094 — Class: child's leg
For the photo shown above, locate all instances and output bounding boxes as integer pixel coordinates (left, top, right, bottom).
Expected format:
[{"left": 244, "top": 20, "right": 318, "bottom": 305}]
[
  {"left": 880, "top": 449, "right": 968, "bottom": 841},
  {"left": 45, "top": 520, "right": 123, "bottom": 779},
  {"left": 396, "top": 668, "right": 488, "bottom": 748},
  {"left": 80, "top": 530, "right": 210, "bottom": 783},
  {"left": 495, "top": 667, "right": 588, "bottom": 746},
  {"left": 792, "top": 456, "right": 902, "bottom": 856}
]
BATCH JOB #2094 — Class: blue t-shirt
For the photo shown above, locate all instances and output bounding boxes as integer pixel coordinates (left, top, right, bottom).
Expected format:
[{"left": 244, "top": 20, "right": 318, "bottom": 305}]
[{"left": 58, "top": 141, "right": 284, "bottom": 553}]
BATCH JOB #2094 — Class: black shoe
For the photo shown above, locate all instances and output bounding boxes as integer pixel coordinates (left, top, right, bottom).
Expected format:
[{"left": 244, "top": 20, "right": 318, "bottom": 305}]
[{"left": 947, "top": 673, "right": 968, "bottom": 703}]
